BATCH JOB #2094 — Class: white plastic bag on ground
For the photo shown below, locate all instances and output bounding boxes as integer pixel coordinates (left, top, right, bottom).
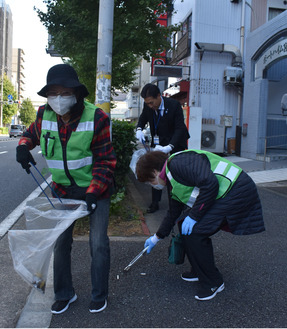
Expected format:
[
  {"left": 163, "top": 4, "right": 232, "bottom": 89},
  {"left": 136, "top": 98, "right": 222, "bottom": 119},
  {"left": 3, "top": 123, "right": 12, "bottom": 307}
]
[
  {"left": 129, "top": 148, "right": 147, "bottom": 178},
  {"left": 8, "top": 198, "right": 89, "bottom": 293}
]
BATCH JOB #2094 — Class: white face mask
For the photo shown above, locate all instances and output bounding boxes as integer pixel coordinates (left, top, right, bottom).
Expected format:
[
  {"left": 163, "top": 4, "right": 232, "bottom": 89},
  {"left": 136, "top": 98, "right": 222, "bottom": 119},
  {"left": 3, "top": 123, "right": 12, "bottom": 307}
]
[
  {"left": 47, "top": 95, "right": 77, "bottom": 116},
  {"left": 152, "top": 183, "right": 165, "bottom": 190},
  {"left": 146, "top": 174, "right": 165, "bottom": 190}
]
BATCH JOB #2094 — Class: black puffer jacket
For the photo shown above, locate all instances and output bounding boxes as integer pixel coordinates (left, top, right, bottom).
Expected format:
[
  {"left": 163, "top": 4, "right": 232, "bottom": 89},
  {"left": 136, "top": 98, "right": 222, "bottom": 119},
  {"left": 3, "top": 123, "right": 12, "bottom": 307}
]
[{"left": 156, "top": 151, "right": 265, "bottom": 238}]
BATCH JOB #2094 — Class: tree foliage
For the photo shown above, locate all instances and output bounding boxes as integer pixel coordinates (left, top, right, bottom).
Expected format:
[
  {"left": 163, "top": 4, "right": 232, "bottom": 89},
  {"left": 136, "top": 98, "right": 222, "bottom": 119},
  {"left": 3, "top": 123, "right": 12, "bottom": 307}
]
[
  {"left": 36, "top": 0, "right": 178, "bottom": 103},
  {"left": 2, "top": 74, "right": 18, "bottom": 125},
  {"left": 19, "top": 98, "right": 36, "bottom": 126}
]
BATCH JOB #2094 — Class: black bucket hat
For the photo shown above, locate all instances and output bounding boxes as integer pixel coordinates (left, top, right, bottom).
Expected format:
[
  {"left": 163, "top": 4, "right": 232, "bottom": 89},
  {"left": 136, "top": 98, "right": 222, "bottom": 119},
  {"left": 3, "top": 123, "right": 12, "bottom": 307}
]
[{"left": 37, "top": 64, "right": 89, "bottom": 98}]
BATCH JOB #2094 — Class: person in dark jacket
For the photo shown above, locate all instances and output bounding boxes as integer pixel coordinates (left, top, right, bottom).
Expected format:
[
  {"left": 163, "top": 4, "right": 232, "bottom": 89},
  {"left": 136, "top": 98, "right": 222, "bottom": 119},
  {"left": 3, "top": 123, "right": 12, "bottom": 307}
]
[
  {"left": 136, "top": 83, "right": 190, "bottom": 213},
  {"left": 16, "top": 64, "right": 116, "bottom": 314},
  {"left": 136, "top": 150, "right": 265, "bottom": 301}
]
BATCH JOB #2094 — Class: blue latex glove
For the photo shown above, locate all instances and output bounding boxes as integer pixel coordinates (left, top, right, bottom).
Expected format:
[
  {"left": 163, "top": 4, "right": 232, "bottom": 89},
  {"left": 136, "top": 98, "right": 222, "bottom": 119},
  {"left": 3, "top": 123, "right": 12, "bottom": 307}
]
[
  {"left": 144, "top": 234, "right": 160, "bottom": 254},
  {"left": 181, "top": 216, "right": 197, "bottom": 235}
]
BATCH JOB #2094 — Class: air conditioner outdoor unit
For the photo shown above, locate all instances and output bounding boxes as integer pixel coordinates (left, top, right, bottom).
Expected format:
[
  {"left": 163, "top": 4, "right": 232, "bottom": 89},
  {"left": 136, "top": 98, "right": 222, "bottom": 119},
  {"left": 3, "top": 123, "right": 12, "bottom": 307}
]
[
  {"left": 223, "top": 66, "right": 243, "bottom": 86},
  {"left": 201, "top": 124, "right": 225, "bottom": 153}
]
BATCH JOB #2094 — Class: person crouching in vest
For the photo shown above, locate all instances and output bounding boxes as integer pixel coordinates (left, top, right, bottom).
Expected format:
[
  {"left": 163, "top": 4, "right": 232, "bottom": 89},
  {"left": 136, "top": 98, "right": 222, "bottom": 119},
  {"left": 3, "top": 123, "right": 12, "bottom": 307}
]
[
  {"left": 16, "top": 64, "right": 116, "bottom": 314},
  {"left": 135, "top": 150, "right": 264, "bottom": 301}
]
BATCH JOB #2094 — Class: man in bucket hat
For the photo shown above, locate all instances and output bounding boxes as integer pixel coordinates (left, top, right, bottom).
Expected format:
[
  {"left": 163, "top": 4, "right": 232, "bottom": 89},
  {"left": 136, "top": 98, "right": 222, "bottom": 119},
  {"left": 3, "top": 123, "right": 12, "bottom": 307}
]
[{"left": 16, "top": 64, "right": 117, "bottom": 314}]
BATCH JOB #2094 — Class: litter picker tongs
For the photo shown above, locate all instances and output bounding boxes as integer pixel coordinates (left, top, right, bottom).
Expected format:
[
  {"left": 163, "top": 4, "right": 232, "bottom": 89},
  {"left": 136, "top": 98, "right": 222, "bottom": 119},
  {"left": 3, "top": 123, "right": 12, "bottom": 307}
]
[
  {"left": 142, "top": 139, "right": 150, "bottom": 152},
  {"left": 124, "top": 246, "right": 148, "bottom": 272},
  {"left": 29, "top": 163, "right": 80, "bottom": 210}
]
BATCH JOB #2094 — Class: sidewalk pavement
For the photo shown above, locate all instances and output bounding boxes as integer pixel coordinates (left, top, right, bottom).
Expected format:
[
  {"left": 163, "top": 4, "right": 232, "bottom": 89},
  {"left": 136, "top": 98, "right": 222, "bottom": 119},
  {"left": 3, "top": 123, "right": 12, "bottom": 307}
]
[{"left": 1, "top": 154, "right": 287, "bottom": 328}]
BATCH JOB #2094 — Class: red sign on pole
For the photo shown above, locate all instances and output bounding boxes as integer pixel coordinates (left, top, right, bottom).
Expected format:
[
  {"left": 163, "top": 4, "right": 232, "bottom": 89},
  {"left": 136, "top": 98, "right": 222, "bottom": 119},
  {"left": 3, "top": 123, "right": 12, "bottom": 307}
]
[{"left": 151, "top": 10, "right": 168, "bottom": 76}]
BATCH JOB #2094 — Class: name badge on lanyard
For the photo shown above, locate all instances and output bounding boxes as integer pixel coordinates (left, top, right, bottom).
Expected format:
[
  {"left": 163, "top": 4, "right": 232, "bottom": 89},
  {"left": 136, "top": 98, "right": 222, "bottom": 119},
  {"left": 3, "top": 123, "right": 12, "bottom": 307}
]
[{"left": 154, "top": 135, "right": 159, "bottom": 145}]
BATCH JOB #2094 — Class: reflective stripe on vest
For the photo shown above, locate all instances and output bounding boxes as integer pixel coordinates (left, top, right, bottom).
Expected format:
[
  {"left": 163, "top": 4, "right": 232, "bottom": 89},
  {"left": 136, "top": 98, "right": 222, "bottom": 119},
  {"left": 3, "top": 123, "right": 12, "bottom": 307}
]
[
  {"left": 167, "top": 170, "right": 200, "bottom": 207},
  {"left": 46, "top": 156, "right": 93, "bottom": 170},
  {"left": 42, "top": 120, "right": 94, "bottom": 132},
  {"left": 213, "top": 161, "right": 240, "bottom": 181},
  {"left": 166, "top": 149, "right": 242, "bottom": 208},
  {"left": 40, "top": 102, "right": 96, "bottom": 187}
]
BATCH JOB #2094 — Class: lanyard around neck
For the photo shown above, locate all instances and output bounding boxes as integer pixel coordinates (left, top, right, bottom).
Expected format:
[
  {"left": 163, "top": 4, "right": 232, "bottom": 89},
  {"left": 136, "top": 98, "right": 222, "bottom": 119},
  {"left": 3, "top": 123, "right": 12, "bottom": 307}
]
[{"left": 153, "top": 111, "right": 161, "bottom": 133}]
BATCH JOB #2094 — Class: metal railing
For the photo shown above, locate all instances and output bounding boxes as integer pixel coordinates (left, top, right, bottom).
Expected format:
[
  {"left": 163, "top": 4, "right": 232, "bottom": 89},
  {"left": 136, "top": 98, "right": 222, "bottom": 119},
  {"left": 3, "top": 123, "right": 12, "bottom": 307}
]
[{"left": 263, "top": 134, "right": 287, "bottom": 170}]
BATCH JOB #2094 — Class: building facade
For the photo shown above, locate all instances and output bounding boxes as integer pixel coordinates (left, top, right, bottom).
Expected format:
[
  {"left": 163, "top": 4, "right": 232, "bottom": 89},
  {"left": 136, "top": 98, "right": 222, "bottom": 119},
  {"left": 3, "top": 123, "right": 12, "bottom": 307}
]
[
  {"left": 124, "top": 59, "right": 150, "bottom": 121},
  {"left": 127, "top": 0, "right": 287, "bottom": 160},
  {"left": 168, "top": 0, "right": 247, "bottom": 153},
  {"left": 242, "top": 0, "right": 287, "bottom": 159}
]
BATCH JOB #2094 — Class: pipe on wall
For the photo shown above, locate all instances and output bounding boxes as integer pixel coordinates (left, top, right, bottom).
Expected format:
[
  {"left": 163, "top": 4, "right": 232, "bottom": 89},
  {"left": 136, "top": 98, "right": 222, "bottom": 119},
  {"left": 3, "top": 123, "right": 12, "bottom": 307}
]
[{"left": 194, "top": 42, "right": 242, "bottom": 67}]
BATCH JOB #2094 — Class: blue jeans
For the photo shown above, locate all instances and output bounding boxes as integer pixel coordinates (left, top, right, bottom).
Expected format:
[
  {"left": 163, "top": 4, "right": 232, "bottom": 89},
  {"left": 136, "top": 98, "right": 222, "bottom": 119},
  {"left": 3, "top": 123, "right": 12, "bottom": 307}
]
[{"left": 53, "top": 198, "right": 110, "bottom": 302}]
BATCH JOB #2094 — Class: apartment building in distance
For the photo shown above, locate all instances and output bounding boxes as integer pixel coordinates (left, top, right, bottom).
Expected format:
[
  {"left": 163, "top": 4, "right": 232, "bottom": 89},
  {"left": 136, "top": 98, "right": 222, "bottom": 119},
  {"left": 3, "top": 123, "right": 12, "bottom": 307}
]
[
  {"left": 11, "top": 48, "right": 25, "bottom": 102},
  {"left": 0, "top": 0, "right": 13, "bottom": 79}
]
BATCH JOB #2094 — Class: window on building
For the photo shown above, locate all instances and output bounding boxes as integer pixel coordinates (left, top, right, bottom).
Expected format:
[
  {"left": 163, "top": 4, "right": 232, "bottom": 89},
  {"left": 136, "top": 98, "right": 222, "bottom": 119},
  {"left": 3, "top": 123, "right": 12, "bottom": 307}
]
[{"left": 268, "top": 7, "right": 285, "bottom": 20}]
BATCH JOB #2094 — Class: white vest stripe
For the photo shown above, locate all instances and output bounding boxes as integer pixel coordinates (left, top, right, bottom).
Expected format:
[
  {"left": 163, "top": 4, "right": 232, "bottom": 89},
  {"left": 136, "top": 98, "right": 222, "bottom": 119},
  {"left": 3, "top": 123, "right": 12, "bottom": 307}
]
[
  {"left": 76, "top": 121, "right": 94, "bottom": 132},
  {"left": 187, "top": 187, "right": 200, "bottom": 207},
  {"left": 225, "top": 166, "right": 240, "bottom": 181},
  {"left": 214, "top": 161, "right": 228, "bottom": 175},
  {"left": 167, "top": 171, "right": 173, "bottom": 181},
  {"left": 46, "top": 156, "right": 93, "bottom": 170},
  {"left": 42, "top": 120, "right": 58, "bottom": 131},
  {"left": 42, "top": 120, "right": 94, "bottom": 132},
  {"left": 191, "top": 186, "right": 200, "bottom": 199},
  {"left": 67, "top": 157, "right": 93, "bottom": 170},
  {"left": 46, "top": 159, "right": 65, "bottom": 169}
]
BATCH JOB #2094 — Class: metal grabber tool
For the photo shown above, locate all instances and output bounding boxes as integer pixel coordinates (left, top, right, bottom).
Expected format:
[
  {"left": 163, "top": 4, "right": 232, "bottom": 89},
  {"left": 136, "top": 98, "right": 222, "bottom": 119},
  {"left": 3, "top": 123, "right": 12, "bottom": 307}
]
[
  {"left": 29, "top": 163, "right": 80, "bottom": 210},
  {"left": 142, "top": 139, "right": 150, "bottom": 152},
  {"left": 124, "top": 246, "right": 149, "bottom": 272}
]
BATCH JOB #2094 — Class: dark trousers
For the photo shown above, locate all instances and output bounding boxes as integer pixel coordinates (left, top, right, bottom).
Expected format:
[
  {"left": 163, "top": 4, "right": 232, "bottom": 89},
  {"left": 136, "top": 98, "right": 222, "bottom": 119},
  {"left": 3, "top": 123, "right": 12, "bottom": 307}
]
[
  {"left": 151, "top": 187, "right": 162, "bottom": 204},
  {"left": 53, "top": 198, "right": 110, "bottom": 302},
  {"left": 183, "top": 233, "right": 223, "bottom": 289}
]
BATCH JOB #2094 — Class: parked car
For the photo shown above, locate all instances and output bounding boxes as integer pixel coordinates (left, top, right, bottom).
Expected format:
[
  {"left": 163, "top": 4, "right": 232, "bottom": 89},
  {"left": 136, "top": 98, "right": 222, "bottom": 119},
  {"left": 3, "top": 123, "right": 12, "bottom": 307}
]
[{"left": 9, "top": 124, "right": 25, "bottom": 138}]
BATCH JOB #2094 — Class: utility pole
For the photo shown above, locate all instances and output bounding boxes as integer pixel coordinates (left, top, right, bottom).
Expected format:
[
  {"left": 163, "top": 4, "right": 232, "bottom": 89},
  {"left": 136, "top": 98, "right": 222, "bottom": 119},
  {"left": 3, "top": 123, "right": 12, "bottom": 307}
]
[
  {"left": 0, "top": 0, "right": 6, "bottom": 127},
  {"left": 95, "top": 0, "right": 114, "bottom": 117}
]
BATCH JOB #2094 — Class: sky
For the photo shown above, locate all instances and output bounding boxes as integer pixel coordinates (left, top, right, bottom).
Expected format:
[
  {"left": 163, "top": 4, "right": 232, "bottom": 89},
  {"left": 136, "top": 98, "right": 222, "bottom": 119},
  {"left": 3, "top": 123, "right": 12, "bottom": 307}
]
[{"left": 6, "top": 0, "right": 63, "bottom": 103}]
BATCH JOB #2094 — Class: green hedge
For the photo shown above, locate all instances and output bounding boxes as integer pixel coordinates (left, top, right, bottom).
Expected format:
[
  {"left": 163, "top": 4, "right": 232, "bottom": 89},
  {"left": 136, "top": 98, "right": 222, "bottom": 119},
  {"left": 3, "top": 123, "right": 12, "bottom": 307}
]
[{"left": 111, "top": 119, "right": 137, "bottom": 191}]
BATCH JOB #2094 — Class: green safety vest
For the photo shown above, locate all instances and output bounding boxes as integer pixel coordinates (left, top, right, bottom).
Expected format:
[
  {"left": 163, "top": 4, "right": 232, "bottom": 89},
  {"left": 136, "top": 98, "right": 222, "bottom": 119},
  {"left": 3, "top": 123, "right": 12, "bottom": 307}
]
[
  {"left": 166, "top": 149, "right": 242, "bottom": 207},
  {"left": 40, "top": 101, "right": 97, "bottom": 187}
]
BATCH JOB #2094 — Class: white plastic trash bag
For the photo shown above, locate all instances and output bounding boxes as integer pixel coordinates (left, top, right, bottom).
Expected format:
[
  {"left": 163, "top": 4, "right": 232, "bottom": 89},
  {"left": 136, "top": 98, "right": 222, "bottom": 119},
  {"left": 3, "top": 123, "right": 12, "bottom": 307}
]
[
  {"left": 129, "top": 148, "right": 147, "bottom": 177},
  {"left": 24, "top": 197, "right": 88, "bottom": 230},
  {"left": 8, "top": 198, "right": 89, "bottom": 293}
]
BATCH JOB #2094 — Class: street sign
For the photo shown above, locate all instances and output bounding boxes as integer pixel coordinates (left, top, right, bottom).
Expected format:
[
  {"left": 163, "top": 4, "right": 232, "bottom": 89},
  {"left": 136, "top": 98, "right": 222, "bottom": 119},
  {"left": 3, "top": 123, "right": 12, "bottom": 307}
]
[
  {"left": 8, "top": 94, "right": 13, "bottom": 101},
  {"left": 8, "top": 100, "right": 13, "bottom": 105}
]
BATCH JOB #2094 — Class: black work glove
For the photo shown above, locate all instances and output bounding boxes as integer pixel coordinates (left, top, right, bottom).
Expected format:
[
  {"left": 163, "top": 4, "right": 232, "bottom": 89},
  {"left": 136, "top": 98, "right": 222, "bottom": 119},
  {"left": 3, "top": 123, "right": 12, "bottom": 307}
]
[
  {"left": 86, "top": 193, "right": 97, "bottom": 215},
  {"left": 16, "top": 145, "right": 36, "bottom": 174}
]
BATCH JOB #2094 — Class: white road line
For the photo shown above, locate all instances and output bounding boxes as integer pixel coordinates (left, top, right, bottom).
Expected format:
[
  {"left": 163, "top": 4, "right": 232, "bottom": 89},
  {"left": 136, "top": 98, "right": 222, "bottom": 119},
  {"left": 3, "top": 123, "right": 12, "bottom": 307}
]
[
  {"left": 0, "top": 175, "right": 52, "bottom": 238},
  {"left": 0, "top": 151, "right": 8, "bottom": 154}
]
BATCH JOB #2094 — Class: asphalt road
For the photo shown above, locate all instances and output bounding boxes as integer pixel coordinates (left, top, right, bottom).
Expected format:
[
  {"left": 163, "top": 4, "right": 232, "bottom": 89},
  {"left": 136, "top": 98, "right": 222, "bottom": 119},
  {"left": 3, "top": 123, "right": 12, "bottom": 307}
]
[
  {"left": 48, "top": 184, "right": 287, "bottom": 328},
  {"left": 1, "top": 150, "right": 287, "bottom": 328},
  {"left": 0, "top": 138, "right": 48, "bottom": 223}
]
